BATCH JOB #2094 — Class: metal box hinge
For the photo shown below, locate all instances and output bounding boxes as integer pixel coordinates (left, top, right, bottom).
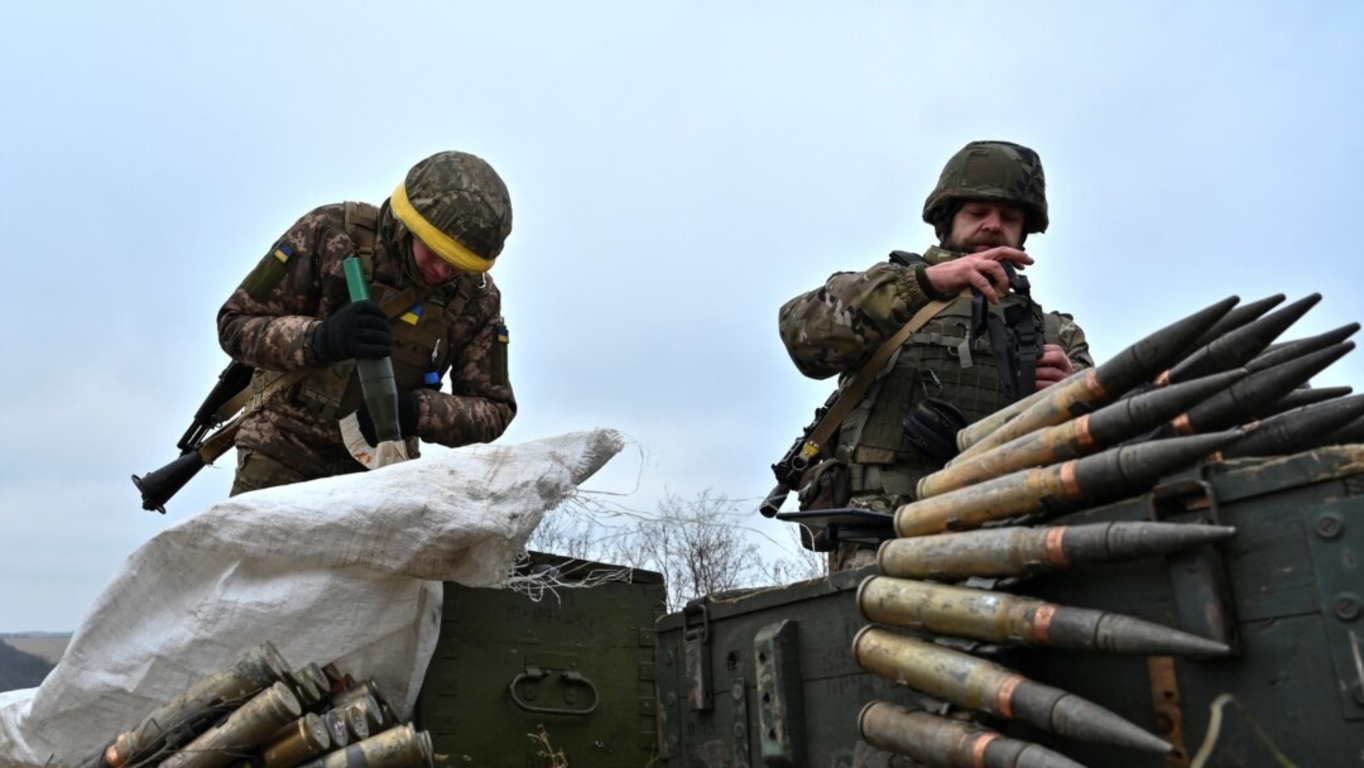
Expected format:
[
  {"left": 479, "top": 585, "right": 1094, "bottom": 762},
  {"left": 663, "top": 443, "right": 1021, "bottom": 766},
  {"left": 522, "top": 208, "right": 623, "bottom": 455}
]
[
  {"left": 1149, "top": 477, "right": 1240, "bottom": 655},
  {"left": 754, "top": 619, "right": 805, "bottom": 767},
  {"left": 683, "top": 602, "right": 714, "bottom": 711}
]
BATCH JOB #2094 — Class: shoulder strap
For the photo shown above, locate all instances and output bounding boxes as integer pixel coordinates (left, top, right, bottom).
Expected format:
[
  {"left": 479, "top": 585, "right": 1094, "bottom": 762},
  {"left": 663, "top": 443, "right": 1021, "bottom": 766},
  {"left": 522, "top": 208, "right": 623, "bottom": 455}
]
[
  {"left": 197, "top": 368, "right": 311, "bottom": 462},
  {"left": 804, "top": 298, "right": 953, "bottom": 454},
  {"left": 343, "top": 201, "right": 380, "bottom": 282}
]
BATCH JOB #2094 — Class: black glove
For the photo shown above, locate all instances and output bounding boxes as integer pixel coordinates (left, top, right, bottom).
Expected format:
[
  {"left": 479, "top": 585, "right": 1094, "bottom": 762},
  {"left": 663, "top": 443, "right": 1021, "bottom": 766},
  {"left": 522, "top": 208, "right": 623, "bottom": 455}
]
[
  {"left": 312, "top": 301, "right": 393, "bottom": 363},
  {"left": 356, "top": 390, "right": 421, "bottom": 443}
]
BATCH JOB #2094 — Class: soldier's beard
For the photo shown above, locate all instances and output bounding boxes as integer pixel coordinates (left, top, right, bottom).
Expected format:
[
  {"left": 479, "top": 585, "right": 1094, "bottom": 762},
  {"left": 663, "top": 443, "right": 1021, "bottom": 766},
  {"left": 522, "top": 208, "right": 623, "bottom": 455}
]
[{"left": 947, "top": 231, "right": 1013, "bottom": 252}]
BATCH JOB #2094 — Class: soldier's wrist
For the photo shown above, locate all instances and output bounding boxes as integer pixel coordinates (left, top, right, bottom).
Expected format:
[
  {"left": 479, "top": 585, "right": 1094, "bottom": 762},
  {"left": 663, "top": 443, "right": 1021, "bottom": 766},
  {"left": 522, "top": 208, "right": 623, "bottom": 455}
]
[
  {"left": 914, "top": 265, "right": 956, "bottom": 302},
  {"left": 304, "top": 320, "right": 334, "bottom": 366}
]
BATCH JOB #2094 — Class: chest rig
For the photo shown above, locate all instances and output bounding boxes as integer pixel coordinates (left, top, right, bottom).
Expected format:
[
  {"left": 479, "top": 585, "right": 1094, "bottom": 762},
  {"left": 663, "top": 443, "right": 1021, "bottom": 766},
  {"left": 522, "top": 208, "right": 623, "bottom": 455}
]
[
  {"left": 295, "top": 202, "right": 485, "bottom": 421},
  {"left": 838, "top": 251, "right": 1054, "bottom": 497}
]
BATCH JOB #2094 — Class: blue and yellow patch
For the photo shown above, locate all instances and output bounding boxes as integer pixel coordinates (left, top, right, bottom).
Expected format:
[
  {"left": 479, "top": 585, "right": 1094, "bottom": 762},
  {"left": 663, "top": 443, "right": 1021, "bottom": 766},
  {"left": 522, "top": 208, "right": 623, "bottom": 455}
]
[
  {"left": 272, "top": 244, "right": 294, "bottom": 263},
  {"left": 400, "top": 305, "right": 424, "bottom": 325},
  {"left": 496, "top": 325, "right": 509, "bottom": 343}
]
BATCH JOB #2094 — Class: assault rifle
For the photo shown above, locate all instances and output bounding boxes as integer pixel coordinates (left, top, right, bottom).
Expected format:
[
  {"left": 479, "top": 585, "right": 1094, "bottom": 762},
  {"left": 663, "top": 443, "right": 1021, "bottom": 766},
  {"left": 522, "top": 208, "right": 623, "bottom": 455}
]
[
  {"left": 132, "top": 361, "right": 254, "bottom": 513},
  {"left": 759, "top": 387, "right": 840, "bottom": 517}
]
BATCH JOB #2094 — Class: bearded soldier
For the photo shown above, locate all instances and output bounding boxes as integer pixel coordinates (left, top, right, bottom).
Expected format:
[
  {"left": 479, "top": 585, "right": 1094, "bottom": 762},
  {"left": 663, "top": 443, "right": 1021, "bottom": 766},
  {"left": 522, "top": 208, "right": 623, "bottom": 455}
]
[
  {"left": 779, "top": 141, "right": 1094, "bottom": 570},
  {"left": 217, "top": 151, "right": 516, "bottom": 495}
]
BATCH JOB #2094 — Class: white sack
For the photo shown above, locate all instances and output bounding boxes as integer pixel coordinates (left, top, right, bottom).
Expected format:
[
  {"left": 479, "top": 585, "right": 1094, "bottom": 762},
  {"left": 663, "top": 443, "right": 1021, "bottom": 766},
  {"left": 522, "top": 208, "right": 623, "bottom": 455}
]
[{"left": 0, "top": 429, "right": 622, "bottom": 767}]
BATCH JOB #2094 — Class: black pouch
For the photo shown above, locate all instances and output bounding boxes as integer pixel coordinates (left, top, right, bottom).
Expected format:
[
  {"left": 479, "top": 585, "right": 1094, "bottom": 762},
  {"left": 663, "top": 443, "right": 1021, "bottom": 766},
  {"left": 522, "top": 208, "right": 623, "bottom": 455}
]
[
  {"left": 796, "top": 458, "right": 851, "bottom": 512},
  {"left": 902, "top": 397, "right": 968, "bottom": 460},
  {"left": 792, "top": 458, "right": 850, "bottom": 552}
]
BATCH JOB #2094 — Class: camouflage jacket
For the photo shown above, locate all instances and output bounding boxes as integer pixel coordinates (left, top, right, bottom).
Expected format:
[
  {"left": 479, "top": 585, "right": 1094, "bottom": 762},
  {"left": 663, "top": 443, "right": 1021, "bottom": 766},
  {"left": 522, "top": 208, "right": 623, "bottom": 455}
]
[
  {"left": 779, "top": 245, "right": 1092, "bottom": 381},
  {"left": 218, "top": 203, "right": 516, "bottom": 478}
]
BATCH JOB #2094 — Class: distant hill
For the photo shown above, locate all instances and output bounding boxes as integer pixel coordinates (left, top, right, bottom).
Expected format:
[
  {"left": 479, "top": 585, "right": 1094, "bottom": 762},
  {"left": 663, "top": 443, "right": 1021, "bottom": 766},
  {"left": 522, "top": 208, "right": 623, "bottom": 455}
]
[
  {"left": 1, "top": 632, "right": 70, "bottom": 665},
  {"left": 0, "top": 639, "right": 55, "bottom": 692}
]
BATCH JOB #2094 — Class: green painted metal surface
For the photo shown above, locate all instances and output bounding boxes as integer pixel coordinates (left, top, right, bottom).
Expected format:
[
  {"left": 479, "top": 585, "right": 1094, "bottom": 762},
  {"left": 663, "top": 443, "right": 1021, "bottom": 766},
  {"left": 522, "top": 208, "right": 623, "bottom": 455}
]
[
  {"left": 1007, "top": 445, "right": 1364, "bottom": 766},
  {"left": 655, "top": 571, "right": 930, "bottom": 768},
  {"left": 414, "top": 551, "right": 666, "bottom": 767},
  {"left": 655, "top": 446, "right": 1364, "bottom": 767}
]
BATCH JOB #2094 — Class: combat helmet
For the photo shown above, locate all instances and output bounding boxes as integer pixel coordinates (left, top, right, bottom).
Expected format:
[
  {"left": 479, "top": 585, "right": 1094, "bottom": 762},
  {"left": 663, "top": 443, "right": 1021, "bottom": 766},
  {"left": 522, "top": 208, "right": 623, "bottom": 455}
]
[
  {"left": 389, "top": 151, "right": 513, "bottom": 274},
  {"left": 922, "top": 141, "right": 1048, "bottom": 237}
]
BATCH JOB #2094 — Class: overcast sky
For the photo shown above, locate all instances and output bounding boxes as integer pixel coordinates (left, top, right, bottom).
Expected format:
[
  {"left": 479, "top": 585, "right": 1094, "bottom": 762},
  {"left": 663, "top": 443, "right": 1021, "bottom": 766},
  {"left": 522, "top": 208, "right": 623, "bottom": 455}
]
[{"left": 2, "top": 2, "right": 1361, "bottom": 632}]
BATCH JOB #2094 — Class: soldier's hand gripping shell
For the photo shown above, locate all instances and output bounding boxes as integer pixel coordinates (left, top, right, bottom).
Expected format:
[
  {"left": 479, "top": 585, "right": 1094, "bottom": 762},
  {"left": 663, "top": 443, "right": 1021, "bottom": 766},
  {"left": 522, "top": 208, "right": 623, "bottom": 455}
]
[{"left": 312, "top": 300, "right": 394, "bottom": 363}]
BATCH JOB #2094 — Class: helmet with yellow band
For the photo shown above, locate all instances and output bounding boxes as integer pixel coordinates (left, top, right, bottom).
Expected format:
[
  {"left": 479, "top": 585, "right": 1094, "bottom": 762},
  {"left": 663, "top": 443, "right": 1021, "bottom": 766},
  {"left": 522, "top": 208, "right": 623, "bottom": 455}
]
[{"left": 390, "top": 151, "right": 513, "bottom": 274}]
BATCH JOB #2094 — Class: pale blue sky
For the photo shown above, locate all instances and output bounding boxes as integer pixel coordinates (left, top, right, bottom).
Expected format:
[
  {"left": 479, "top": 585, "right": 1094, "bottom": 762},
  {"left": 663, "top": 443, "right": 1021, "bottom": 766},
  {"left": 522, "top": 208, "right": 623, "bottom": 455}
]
[{"left": 2, "top": 2, "right": 1361, "bottom": 630}]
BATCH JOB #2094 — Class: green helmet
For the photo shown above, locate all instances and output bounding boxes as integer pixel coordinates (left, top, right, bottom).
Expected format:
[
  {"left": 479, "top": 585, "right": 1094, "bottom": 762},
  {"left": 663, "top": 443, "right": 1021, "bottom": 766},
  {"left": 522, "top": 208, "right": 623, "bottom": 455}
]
[
  {"left": 921, "top": 141, "right": 1048, "bottom": 235},
  {"left": 391, "top": 151, "right": 513, "bottom": 273}
]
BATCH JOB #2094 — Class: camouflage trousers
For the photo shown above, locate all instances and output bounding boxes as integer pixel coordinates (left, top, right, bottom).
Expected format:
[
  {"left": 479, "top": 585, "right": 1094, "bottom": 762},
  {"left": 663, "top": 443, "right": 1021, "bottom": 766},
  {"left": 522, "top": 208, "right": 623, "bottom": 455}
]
[
  {"left": 230, "top": 447, "right": 361, "bottom": 496},
  {"left": 828, "top": 492, "right": 914, "bottom": 572}
]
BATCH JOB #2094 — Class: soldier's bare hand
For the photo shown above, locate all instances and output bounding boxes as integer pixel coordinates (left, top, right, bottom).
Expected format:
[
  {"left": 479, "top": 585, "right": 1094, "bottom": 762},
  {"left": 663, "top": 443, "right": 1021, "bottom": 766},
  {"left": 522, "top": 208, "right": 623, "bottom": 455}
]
[
  {"left": 1035, "top": 344, "right": 1074, "bottom": 388},
  {"left": 924, "top": 247, "right": 1034, "bottom": 303}
]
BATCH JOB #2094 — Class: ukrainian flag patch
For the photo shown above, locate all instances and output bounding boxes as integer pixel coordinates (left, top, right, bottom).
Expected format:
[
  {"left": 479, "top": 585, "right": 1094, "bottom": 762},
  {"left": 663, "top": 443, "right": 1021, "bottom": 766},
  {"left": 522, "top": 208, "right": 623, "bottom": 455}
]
[
  {"left": 497, "top": 325, "right": 509, "bottom": 343},
  {"left": 272, "top": 244, "right": 293, "bottom": 263},
  {"left": 401, "top": 305, "right": 424, "bottom": 325}
]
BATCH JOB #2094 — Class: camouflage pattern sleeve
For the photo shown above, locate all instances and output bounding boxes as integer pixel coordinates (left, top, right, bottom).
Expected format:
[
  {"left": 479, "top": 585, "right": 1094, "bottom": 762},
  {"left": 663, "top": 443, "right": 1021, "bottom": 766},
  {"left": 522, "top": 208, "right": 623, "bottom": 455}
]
[
  {"left": 217, "top": 206, "right": 355, "bottom": 370},
  {"left": 1052, "top": 312, "right": 1095, "bottom": 370},
  {"left": 778, "top": 262, "right": 937, "bottom": 380},
  {"left": 416, "top": 285, "right": 517, "bottom": 447}
]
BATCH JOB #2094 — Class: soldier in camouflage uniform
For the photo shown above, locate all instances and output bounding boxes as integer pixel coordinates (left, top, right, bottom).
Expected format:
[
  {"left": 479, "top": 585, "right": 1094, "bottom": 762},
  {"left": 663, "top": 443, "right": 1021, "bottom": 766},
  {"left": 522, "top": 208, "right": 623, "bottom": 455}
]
[
  {"left": 218, "top": 151, "right": 516, "bottom": 495},
  {"left": 779, "top": 141, "right": 1094, "bottom": 570}
]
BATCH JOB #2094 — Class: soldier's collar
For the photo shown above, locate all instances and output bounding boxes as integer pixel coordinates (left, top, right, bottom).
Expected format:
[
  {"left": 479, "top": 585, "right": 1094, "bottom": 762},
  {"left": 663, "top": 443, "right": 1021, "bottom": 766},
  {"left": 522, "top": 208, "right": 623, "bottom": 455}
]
[{"left": 922, "top": 245, "right": 969, "bottom": 265}]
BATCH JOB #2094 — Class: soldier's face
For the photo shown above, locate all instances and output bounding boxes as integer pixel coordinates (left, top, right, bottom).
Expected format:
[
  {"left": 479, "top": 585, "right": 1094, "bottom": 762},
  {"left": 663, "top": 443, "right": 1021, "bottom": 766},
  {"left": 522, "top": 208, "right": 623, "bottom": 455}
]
[
  {"left": 948, "top": 201, "right": 1025, "bottom": 252},
  {"left": 412, "top": 237, "right": 461, "bottom": 285}
]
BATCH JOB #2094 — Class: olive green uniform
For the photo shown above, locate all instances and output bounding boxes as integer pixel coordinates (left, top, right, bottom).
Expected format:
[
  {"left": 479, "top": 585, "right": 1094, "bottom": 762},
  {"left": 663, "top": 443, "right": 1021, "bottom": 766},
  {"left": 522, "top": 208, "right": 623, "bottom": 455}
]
[{"left": 779, "top": 245, "right": 1092, "bottom": 569}]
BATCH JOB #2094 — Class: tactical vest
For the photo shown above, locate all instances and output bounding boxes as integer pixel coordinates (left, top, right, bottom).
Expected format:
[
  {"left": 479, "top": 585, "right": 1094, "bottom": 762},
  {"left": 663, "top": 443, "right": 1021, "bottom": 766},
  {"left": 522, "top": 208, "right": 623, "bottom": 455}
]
[
  {"left": 292, "top": 202, "right": 490, "bottom": 422},
  {"left": 838, "top": 291, "right": 1059, "bottom": 497}
]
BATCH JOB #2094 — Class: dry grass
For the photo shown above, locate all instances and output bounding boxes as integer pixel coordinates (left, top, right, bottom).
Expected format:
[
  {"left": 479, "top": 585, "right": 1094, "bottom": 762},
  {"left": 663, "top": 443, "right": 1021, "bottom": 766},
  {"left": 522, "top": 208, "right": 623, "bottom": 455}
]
[{"left": 528, "top": 724, "right": 568, "bottom": 768}]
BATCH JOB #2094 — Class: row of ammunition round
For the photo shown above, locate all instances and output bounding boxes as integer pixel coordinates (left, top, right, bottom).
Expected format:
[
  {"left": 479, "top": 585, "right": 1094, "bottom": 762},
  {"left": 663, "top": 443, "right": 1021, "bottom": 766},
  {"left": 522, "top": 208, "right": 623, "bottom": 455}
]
[
  {"left": 852, "top": 292, "right": 1361, "bottom": 767},
  {"left": 80, "top": 642, "right": 434, "bottom": 768}
]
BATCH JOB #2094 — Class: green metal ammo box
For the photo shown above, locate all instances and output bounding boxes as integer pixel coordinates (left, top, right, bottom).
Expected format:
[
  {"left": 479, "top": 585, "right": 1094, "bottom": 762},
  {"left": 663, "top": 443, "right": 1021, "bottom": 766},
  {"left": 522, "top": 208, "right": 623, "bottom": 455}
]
[
  {"left": 414, "top": 551, "right": 667, "bottom": 767},
  {"left": 655, "top": 446, "right": 1364, "bottom": 767},
  {"left": 1004, "top": 445, "right": 1364, "bottom": 766},
  {"left": 654, "top": 567, "right": 928, "bottom": 767}
]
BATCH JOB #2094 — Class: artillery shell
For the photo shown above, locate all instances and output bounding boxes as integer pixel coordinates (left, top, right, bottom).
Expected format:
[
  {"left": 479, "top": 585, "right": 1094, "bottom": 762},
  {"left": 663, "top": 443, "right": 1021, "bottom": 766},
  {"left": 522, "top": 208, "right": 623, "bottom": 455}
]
[
  {"left": 1330, "top": 415, "right": 1364, "bottom": 445},
  {"left": 921, "top": 369, "right": 1243, "bottom": 498},
  {"left": 1165, "top": 293, "right": 1320, "bottom": 384},
  {"left": 323, "top": 708, "right": 349, "bottom": 748},
  {"left": 1253, "top": 385, "right": 1353, "bottom": 420},
  {"left": 1221, "top": 395, "right": 1364, "bottom": 459},
  {"left": 878, "top": 521, "right": 1236, "bottom": 579},
  {"left": 852, "top": 627, "right": 1172, "bottom": 754},
  {"left": 160, "top": 681, "right": 302, "bottom": 768},
  {"left": 897, "top": 432, "right": 1240, "bottom": 537},
  {"left": 295, "top": 724, "right": 432, "bottom": 768},
  {"left": 859, "top": 701, "right": 1086, "bottom": 768},
  {"left": 1180, "top": 292, "right": 1285, "bottom": 358},
  {"left": 955, "top": 295, "right": 1239, "bottom": 455},
  {"left": 858, "top": 576, "right": 1229, "bottom": 656},
  {"left": 1249, "top": 322, "right": 1360, "bottom": 374},
  {"left": 1160, "top": 342, "right": 1355, "bottom": 437},
  {"left": 264, "top": 711, "right": 331, "bottom": 768},
  {"left": 103, "top": 642, "right": 289, "bottom": 768}
]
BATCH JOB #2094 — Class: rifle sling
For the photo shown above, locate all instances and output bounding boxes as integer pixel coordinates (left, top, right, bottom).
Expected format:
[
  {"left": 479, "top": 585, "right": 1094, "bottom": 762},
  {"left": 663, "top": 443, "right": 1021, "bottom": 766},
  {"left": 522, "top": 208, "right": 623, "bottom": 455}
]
[
  {"left": 805, "top": 298, "right": 953, "bottom": 455},
  {"left": 199, "top": 287, "right": 427, "bottom": 463}
]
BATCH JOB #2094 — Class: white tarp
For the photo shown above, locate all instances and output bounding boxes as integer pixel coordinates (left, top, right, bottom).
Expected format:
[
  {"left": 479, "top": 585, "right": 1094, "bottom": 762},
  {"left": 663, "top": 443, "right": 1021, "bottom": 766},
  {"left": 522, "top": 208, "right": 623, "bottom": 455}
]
[{"left": 0, "top": 429, "right": 622, "bottom": 767}]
